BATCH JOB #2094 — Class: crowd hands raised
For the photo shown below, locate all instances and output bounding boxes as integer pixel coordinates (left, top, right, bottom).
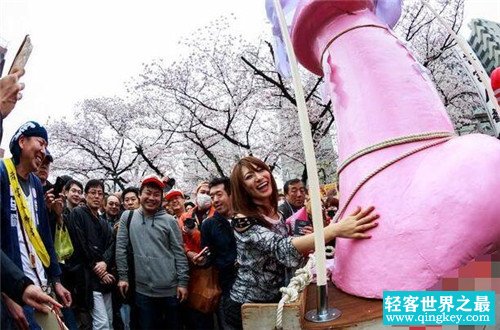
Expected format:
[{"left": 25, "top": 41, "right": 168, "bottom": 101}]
[{"left": 1, "top": 74, "right": 378, "bottom": 330}]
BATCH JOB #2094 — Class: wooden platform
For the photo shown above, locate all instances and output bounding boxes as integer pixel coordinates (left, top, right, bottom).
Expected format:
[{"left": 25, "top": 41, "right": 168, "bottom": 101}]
[
  {"left": 242, "top": 282, "right": 383, "bottom": 329},
  {"left": 242, "top": 286, "right": 307, "bottom": 329}
]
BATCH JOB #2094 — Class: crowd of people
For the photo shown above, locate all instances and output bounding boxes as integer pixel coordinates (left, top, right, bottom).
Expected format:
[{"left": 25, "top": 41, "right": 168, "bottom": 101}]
[{"left": 1, "top": 70, "right": 378, "bottom": 330}]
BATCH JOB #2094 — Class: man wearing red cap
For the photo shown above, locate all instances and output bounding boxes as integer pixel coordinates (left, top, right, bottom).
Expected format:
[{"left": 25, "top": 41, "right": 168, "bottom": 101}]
[
  {"left": 165, "top": 189, "right": 186, "bottom": 219},
  {"left": 116, "top": 175, "right": 189, "bottom": 329}
]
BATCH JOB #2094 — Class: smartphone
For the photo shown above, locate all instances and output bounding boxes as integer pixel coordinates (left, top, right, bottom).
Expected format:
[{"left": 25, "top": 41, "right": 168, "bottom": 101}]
[
  {"left": 9, "top": 35, "right": 32, "bottom": 74},
  {"left": 53, "top": 177, "right": 65, "bottom": 197},
  {"left": 0, "top": 39, "right": 7, "bottom": 76},
  {"left": 194, "top": 247, "right": 209, "bottom": 260},
  {"left": 293, "top": 218, "right": 312, "bottom": 236}
]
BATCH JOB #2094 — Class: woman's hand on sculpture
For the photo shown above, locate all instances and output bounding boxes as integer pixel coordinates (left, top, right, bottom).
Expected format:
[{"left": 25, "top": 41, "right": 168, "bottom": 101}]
[{"left": 330, "top": 206, "right": 379, "bottom": 239}]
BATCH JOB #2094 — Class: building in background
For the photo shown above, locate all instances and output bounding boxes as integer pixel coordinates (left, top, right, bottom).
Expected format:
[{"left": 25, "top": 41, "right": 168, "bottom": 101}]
[
  {"left": 468, "top": 18, "right": 500, "bottom": 76},
  {"left": 457, "top": 18, "right": 500, "bottom": 137}
]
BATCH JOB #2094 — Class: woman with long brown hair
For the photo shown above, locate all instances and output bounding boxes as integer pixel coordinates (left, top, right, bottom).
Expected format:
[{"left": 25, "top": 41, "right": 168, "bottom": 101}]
[{"left": 224, "top": 156, "right": 378, "bottom": 329}]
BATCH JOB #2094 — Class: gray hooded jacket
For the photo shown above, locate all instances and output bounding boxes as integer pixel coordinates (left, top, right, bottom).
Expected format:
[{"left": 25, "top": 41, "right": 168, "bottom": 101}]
[{"left": 116, "top": 208, "right": 189, "bottom": 297}]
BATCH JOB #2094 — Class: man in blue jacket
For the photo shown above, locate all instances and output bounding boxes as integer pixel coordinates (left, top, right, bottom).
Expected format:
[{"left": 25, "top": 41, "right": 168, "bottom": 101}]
[
  {"left": 1, "top": 121, "right": 72, "bottom": 329},
  {"left": 201, "top": 177, "right": 237, "bottom": 330}
]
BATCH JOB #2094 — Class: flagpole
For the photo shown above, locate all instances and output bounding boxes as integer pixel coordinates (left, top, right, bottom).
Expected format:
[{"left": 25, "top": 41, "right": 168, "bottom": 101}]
[{"left": 273, "top": 0, "right": 341, "bottom": 322}]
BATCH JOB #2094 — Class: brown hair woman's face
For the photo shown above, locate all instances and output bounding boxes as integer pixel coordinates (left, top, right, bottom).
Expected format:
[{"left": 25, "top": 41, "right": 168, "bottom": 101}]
[{"left": 241, "top": 165, "right": 273, "bottom": 202}]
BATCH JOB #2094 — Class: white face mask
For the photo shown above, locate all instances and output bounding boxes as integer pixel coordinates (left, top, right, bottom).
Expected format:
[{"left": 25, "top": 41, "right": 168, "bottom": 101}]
[{"left": 196, "top": 193, "right": 212, "bottom": 210}]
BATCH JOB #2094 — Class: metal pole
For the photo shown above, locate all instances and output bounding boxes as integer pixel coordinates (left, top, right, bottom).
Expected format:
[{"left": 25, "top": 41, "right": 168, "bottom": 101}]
[
  {"left": 304, "top": 285, "right": 341, "bottom": 322},
  {"left": 272, "top": 0, "right": 341, "bottom": 323}
]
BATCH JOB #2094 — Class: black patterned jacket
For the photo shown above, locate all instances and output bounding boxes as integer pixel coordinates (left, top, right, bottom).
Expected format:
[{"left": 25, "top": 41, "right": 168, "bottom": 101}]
[{"left": 230, "top": 216, "right": 303, "bottom": 303}]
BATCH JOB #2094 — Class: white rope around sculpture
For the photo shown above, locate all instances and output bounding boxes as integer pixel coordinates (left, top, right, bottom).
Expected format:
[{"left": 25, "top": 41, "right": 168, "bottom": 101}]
[{"left": 275, "top": 257, "right": 315, "bottom": 330}]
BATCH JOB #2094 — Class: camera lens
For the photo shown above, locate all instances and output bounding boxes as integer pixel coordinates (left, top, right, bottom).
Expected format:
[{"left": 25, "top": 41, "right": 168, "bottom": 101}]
[{"left": 184, "top": 218, "right": 196, "bottom": 230}]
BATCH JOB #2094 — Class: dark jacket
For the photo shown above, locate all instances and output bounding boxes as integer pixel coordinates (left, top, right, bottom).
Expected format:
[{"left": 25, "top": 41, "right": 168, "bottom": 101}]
[
  {"left": 278, "top": 201, "right": 301, "bottom": 221},
  {"left": 200, "top": 211, "right": 237, "bottom": 295},
  {"left": 0, "top": 162, "right": 62, "bottom": 282},
  {"left": 66, "top": 204, "right": 115, "bottom": 307},
  {"left": 1, "top": 251, "right": 34, "bottom": 304}
]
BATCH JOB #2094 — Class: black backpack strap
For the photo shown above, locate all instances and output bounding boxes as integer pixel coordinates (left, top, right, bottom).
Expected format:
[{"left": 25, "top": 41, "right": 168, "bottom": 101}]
[
  {"left": 126, "top": 210, "right": 134, "bottom": 230},
  {"left": 126, "top": 210, "right": 134, "bottom": 252}
]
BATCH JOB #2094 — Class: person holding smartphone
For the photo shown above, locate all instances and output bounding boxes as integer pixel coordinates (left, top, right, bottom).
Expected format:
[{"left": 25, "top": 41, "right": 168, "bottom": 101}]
[
  {"left": 0, "top": 68, "right": 25, "bottom": 149},
  {"left": 0, "top": 68, "right": 24, "bottom": 119},
  {"left": 1, "top": 35, "right": 31, "bottom": 148}
]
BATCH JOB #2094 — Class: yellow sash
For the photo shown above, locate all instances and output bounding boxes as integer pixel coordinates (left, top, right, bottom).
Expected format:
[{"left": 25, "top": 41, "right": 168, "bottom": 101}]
[{"left": 4, "top": 158, "right": 50, "bottom": 267}]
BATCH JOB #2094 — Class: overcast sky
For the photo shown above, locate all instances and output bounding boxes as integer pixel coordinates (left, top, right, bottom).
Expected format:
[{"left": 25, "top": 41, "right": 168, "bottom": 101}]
[{"left": 1, "top": 0, "right": 499, "bottom": 153}]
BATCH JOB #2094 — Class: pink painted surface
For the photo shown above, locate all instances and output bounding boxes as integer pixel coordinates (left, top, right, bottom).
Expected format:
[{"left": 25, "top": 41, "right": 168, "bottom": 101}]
[{"left": 292, "top": 0, "right": 500, "bottom": 298}]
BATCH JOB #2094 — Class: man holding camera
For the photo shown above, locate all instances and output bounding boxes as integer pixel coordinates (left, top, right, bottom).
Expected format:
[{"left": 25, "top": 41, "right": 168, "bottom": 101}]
[
  {"left": 177, "top": 181, "right": 215, "bottom": 261},
  {"left": 175, "top": 181, "right": 217, "bottom": 329},
  {"left": 116, "top": 175, "right": 188, "bottom": 329}
]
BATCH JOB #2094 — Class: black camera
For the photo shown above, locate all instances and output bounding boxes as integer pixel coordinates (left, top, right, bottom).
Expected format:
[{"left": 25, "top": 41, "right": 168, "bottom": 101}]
[
  {"left": 163, "top": 178, "right": 176, "bottom": 193},
  {"left": 184, "top": 218, "right": 196, "bottom": 230}
]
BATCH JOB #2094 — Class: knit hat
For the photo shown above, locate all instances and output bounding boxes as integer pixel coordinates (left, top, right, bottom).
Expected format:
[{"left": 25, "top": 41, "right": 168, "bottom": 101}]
[{"left": 9, "top": 121, "right": 48, "bottom": 164}]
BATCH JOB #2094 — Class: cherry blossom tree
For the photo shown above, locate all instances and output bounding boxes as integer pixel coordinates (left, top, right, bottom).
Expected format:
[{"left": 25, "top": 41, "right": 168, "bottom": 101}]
[
  {"left": 47, "top": 97, "right": 182, "bottom": 190},
  {"left": 395, "top": 0, "right": 483, "bottom": 130},
  {"left": 48, "top": 98, "right": 139, "bottom": 190},
  {"left": 130, "top": 16, "right": 339, "bottom": 185},
  {"left": 48, "top": 2, "right": 482, "bottom": 190}
]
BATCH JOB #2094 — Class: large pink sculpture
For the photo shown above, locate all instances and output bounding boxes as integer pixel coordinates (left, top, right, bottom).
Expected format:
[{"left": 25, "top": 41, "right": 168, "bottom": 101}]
[{"left": 291, "top": 0, "right": 500, "bottom": 298}]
